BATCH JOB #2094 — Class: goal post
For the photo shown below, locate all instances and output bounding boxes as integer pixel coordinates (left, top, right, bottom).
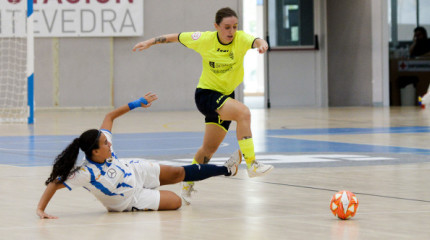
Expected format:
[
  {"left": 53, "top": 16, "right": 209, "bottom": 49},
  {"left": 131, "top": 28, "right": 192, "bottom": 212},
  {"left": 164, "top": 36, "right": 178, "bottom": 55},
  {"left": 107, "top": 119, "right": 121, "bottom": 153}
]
[
  {"left": 27, "top": 0, "right": 35, "bottom": 124},
  {"left": 0, "top": 0, "right": 34, "bottom": 124}
]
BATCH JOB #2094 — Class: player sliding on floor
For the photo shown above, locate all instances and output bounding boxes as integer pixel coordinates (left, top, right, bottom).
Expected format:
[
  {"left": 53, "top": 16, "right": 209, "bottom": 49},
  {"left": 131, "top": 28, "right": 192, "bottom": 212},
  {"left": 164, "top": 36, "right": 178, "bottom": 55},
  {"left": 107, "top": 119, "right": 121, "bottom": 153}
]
[
  {"left": 36, "top": 92, "right": 242, "bottom": 219},
  {"left": 133, "top": 7, "right": 274, "bottom": 205}
]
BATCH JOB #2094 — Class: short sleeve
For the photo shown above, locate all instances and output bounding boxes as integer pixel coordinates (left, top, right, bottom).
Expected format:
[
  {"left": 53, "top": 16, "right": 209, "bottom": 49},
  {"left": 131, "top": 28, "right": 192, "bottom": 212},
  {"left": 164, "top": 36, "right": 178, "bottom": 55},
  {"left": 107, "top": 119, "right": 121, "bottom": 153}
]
[
  {"left": 179, "top": 31, "right": 209, "bottom": 53},
  {"left": 62, "top": 166, "right": 91, "bottom": 191},
  {"left": 236, "top": 31, "right": 256, "bottom": 51},
  {"left": 100, "top": 129, "right": 112, "bottom": 144},
  {"left": 100, "top": 129, "right": 118, "bottom": 159}
]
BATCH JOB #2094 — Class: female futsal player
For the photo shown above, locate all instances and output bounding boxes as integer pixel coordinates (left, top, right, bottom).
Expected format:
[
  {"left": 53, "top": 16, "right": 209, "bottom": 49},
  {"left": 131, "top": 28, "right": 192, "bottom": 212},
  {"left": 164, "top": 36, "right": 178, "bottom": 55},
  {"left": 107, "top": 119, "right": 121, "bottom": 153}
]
[
  {"left": 132, "top": 7, "right": 273, "bottom": 205},
  {"left": 36, "top": 92, "right": 242, "bottom": 219}
]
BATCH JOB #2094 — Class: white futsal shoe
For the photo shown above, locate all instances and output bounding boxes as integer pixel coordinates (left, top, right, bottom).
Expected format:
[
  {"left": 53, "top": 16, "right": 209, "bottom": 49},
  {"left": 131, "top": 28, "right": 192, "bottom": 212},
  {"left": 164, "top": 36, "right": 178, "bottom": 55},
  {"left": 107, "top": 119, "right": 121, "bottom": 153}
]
[
  {"left": 181, "top": 150, "right": 242, "bottom": 205},
  {"left": 181, "top": 182, "right": 196, "bottom": 205},
  {"left": 247, "top": 160, "right": 274, "bottom": 178},
  {"left": 224, "top": 150, "right": 242, "bottom": 176}
]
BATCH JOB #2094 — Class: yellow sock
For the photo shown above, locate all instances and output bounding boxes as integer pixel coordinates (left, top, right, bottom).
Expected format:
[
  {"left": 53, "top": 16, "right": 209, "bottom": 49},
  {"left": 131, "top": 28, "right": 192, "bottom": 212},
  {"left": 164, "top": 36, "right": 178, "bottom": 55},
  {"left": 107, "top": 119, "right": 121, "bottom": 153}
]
[
  {"left": 187, "top": 158, "right": 199, "bottom": 185},
  {"left": 238, "top": 138, "right": 255, "bottom": 168}
]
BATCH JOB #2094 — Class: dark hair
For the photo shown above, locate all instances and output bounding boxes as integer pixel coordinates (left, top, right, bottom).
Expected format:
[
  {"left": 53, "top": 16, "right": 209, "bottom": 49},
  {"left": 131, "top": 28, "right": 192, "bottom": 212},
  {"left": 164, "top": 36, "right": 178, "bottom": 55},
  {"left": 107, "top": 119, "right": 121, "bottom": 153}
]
[
  {"left": 414, "top": 26, "right": 428, "bottom": 39},
  {"left": 45, "top": 129, "right": 101, "bottom": 185},
  {"left": 215, "top": 7, "right": 238, "bottom": 25}
]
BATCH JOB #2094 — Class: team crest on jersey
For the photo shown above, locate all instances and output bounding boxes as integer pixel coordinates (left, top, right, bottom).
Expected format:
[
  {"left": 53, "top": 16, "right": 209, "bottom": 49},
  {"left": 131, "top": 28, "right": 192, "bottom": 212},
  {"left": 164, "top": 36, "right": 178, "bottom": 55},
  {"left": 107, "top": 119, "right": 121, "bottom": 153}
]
[
  {"left": 191, "top": 31, "right": 201, "bottom": 40},
  {"left": 229, "top": 51, "right": 234, "bottom": 60}
]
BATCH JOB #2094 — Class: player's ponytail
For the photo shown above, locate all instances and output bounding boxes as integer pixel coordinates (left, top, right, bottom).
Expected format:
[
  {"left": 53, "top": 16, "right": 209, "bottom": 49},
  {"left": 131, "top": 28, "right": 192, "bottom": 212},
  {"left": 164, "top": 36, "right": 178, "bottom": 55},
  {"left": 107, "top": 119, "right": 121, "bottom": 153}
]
[{"left": 45, "top": 129, "right": 100, "bottom": 185}]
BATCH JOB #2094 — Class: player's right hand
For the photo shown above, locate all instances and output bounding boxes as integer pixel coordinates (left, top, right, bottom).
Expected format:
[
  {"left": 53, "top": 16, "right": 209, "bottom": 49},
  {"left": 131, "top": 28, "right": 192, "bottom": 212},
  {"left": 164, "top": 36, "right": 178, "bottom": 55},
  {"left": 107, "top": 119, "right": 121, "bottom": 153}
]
[{"left": 133, "top": 40, "right": 152, "bottom": 51}]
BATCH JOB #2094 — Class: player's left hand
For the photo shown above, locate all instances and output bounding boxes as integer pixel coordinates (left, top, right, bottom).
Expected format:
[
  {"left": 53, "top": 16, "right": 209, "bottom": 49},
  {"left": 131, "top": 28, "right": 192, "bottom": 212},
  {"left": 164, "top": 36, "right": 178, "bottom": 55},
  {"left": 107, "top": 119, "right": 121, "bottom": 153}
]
[
  {"left": 257, "top": 44, "right": 268, "bottom": 54},
  {"left": 36, "top": 209, "right": 58, "bottom": 219}
]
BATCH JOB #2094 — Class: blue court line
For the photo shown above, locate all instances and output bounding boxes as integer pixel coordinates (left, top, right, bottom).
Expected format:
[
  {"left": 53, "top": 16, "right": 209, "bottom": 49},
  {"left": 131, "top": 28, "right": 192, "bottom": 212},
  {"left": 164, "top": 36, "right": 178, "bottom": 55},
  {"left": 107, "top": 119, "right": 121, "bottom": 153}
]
[{"left": 1, "top": 126, "right": 430, "bottom": 167}]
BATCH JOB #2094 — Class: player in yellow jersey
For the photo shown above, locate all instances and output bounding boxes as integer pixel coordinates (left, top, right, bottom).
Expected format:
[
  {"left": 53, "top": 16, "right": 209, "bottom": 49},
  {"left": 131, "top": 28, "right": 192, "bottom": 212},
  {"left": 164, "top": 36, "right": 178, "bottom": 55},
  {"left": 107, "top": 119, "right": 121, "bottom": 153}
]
[{"left": 133, "top": 7, "right": 273, "bottom": 205}]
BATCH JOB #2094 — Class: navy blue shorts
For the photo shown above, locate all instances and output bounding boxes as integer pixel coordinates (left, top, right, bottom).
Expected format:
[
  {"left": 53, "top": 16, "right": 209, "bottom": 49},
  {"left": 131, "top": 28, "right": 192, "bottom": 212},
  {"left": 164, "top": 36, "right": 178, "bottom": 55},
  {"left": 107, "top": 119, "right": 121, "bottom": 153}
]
[{"left": 194, "top": 88, "right": 234, "bottom": 131}]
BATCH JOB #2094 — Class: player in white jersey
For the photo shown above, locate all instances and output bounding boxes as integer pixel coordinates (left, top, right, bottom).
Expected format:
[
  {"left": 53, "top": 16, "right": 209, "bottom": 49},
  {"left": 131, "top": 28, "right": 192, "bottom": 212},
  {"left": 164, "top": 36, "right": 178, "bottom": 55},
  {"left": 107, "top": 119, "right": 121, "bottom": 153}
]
[{"left": 36, "top": 92, "right": 242, "bottom": 219}]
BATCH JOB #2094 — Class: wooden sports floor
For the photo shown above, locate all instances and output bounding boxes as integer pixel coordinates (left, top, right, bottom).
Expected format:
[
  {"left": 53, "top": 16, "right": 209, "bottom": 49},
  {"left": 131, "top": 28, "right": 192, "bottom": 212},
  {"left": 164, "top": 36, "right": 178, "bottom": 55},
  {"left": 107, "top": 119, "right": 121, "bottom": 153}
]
[{"left": 1, "top": 106, "right": 429, "bottom": 239}]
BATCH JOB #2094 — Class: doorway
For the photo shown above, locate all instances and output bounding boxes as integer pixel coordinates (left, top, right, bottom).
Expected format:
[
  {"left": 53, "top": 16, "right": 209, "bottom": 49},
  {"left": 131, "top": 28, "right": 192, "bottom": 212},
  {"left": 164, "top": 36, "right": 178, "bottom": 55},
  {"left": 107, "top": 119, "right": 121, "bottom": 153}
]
[{"left": 243, "top": 0, "right": 265, "bottom": 109}]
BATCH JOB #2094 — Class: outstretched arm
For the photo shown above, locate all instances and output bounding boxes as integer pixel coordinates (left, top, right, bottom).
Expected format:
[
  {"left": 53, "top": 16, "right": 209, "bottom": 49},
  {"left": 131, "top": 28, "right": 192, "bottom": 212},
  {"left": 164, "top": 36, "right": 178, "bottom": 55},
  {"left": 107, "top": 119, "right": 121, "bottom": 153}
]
[
  {"left": 36, "top": 182, "right": 65, "bottom": 219},
  {"left": 100, "top": 92, "right": 158, "bottom": 132},
  {"left": 253, "top": 38, "right": 269, "bottom": 54},
  {"left": 132, "top": 34, "right": 180, "bottom": 51}
]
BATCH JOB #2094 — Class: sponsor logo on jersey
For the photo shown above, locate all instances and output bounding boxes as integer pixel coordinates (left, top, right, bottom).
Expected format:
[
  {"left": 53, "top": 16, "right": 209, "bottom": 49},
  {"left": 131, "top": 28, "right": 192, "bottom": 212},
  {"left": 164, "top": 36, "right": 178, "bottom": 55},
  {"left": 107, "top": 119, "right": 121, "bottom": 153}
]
[
  {"left": 217, "top": 48, "right": 229, "bottom": 53},
  {"left": 208, "top": 61, "right": 235, "bottom": 73},
  {"left": 107, "top": 168, "right": 117, "bottom": 178}
]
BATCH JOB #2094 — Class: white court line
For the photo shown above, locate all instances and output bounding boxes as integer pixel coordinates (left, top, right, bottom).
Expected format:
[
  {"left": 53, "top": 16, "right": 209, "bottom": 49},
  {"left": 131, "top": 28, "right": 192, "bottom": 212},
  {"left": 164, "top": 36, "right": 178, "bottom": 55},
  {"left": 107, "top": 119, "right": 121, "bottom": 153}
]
[
  {"left": 173, "top": 157, "right": 229, "bottom": 162},
  {"left": 343, "top": 157, "right": 393, "bottom": 161},
  {"left": 119, "top": 142, "right": 230, "bottom": 152},
  {"left": 0, "top": 136, "right": 205, "bottom": 144},
  {"left": 0, "top": 147, "right": 58, "bottom": 153},
  {"left": 0, "top": 142, "right": 230, "bottom": 153},
  {"left": 0, "top": 146, "right": 202, "bottom": 153}
]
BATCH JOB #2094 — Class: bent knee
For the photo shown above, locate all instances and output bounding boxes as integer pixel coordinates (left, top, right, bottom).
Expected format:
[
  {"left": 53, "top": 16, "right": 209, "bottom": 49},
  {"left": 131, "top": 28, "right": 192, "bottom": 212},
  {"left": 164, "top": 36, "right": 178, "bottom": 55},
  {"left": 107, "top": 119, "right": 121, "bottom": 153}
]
[
  {"left": 174, "top": 196, "right": 182, "bottom": 209},
  {"left": 234, "top": 106, "right": 251, "bottom": 122},
  {"left": 241, "top": 108, "right": 251, "bottom": 121},
  {"left": 159, "top": 191, "right": 182, "bottom": 210},
  {"left": 168, "top": 194, "right": 182, "bottom": 210}
]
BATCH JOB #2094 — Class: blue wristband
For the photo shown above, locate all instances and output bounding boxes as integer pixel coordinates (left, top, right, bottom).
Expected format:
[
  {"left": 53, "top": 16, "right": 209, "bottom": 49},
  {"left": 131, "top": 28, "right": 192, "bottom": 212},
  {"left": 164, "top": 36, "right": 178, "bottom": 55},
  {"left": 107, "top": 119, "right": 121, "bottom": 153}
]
[{"left": 128, "top": 97, "right": 148, "bottom": 110}]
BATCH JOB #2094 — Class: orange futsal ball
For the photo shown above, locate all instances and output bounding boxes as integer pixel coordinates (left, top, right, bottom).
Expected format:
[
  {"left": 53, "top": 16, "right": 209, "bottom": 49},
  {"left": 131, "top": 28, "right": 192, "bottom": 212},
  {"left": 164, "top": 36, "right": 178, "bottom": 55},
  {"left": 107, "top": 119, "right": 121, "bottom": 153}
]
[{"left": 330, "top": 190, "right": 359, "bottom": 220}]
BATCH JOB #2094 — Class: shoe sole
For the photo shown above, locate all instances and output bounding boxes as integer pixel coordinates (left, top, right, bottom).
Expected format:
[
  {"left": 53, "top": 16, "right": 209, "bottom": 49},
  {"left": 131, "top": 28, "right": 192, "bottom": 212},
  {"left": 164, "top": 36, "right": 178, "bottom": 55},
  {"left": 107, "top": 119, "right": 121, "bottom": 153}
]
[
  {"left": 248, "top": 165, "right": 274, "bottom": 178},
  {"left": 231, "top": 150, "right": 242, "bottom": 176}
]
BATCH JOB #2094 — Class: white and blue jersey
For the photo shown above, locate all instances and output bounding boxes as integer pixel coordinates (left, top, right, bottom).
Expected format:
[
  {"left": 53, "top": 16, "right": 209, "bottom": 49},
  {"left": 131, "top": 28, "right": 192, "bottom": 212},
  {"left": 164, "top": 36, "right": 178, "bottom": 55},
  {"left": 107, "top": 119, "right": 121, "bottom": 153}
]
[{"left": 63, "top": 129, "right": 161, "bottom": 212}]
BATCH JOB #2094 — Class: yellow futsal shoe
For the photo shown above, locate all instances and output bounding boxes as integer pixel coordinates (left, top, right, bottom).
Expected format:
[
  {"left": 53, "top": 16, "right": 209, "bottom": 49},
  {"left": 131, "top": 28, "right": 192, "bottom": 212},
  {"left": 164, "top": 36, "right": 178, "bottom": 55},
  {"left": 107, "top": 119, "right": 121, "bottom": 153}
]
[
  {"left": 247, "top": 160, "right": 274, "bottom": 178},
  {"left": 181, "top": 182, "right": 196, "bottom": 205}
]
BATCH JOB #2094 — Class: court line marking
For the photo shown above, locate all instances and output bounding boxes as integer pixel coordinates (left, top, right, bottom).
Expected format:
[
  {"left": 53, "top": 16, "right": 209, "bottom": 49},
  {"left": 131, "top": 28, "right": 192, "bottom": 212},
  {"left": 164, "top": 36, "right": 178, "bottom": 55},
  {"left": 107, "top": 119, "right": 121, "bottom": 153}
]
[
  {"left": 242, "top": 179, "right": 430, "bottom": 203},
  {"left": 0, "top": 143, "right": 230, "bottom": 154}
]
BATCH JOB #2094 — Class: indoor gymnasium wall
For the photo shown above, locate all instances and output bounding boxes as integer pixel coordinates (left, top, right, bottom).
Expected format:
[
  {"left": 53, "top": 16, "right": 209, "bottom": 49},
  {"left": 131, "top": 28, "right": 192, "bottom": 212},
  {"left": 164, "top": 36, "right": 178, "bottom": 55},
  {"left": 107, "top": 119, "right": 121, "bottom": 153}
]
[
  {"left": 34, "top": 0, "right": 241, "bottom": 110},
  {"left": 34, "top": 0, "right": 387, "bottom": 109}
]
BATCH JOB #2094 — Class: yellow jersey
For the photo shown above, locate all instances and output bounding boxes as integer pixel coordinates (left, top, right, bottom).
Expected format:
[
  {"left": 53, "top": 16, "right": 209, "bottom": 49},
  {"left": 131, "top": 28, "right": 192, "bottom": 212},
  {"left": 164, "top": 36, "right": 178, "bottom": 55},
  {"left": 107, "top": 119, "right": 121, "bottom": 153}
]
[{"left": 179, "top": 31, "right": 256, "bottom": 95}]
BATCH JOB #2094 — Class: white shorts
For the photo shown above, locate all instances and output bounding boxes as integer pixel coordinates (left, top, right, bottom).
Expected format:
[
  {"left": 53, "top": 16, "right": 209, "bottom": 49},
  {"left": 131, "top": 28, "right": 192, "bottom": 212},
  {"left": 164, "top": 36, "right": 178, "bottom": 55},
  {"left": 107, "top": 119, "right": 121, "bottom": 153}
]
[{"left": 125, "top": 160, "right": 161, "bottom": 211}]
